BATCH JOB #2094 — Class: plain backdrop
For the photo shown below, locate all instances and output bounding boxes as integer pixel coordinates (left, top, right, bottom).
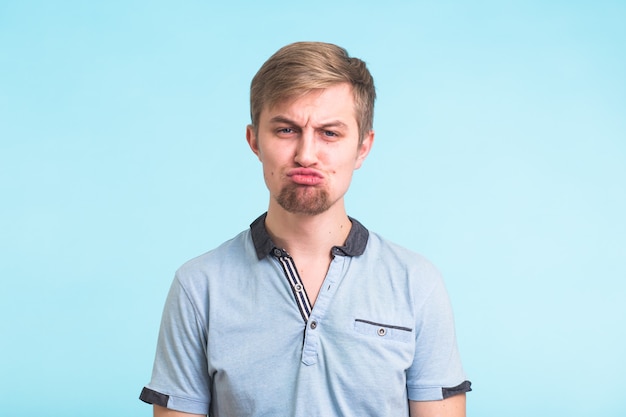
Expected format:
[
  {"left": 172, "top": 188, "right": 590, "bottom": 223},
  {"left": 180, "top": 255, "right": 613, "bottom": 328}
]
[{"left": 1, "top": 1, "right": 625, "bottom": 416}]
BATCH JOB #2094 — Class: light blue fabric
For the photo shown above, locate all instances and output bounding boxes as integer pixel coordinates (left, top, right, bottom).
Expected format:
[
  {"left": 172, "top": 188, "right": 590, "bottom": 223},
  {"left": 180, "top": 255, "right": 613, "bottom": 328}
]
[{"left": 142, "top": 217, "right": 468, "bottom": 416}]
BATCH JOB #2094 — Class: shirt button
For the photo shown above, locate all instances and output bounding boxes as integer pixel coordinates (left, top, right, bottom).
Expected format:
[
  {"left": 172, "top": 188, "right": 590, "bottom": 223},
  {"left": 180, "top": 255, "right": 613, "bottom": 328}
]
[
  {"left": 310, "top": 320, "right": 317, "bottom": 330},
  {"left": 377, "top": 327, "right": 387, "bottom": 336},
  {"left": 273, "top": 248, "right": 282, "bottom": 257},
  {"left": 295, "top": 284, "right": 303, "bottom": 292}
]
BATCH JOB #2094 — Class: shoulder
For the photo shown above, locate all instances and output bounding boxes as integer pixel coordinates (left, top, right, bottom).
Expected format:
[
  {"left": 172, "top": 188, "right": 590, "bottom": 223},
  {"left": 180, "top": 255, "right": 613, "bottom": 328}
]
[
  {"left": 361, "top": 231, "right": 448, "bottom": 309},
  {"left": 365, "top": 232, "right": 442, "bottom": 279},
  {"left": 174, "top": 229, "right": 256, "bottom": 288}
]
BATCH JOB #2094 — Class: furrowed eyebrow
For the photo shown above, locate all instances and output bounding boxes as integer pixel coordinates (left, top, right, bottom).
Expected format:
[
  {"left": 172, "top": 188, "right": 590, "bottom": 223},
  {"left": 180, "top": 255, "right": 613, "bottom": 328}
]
[
  {"left": 268, "top": 116, "right": 348, "bottom": 130},
  {"left": 268, "top": 116, "right": 297, "bottom": 125},
  {"left": 319, "top": 121, "right": 348, "bottom": 130}
]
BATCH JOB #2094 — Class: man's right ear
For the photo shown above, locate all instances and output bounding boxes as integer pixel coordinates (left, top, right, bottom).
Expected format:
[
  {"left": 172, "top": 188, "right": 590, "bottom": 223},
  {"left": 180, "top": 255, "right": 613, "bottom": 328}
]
[{"left": 246, "top": 125, "right": 261, "bottom": 160}]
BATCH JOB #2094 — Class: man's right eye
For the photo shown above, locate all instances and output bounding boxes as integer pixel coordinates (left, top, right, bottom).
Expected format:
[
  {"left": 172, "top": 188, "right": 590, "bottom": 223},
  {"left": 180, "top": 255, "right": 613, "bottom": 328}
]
[{"left": 277, "top": 128, "right": 294, "bottom": 134}]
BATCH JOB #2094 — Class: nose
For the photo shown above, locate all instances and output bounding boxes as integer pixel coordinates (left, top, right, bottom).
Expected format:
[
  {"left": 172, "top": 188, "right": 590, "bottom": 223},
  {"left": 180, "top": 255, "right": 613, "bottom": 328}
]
[{"left": 294, "top": 130, "right": 317, "bottom": 167}]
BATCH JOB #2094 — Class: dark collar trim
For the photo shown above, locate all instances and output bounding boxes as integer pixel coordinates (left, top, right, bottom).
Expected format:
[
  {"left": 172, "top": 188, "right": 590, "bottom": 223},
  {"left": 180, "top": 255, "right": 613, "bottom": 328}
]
[
  {"left": 250, "top": 212, "right": 369, "bottom": 260},
  {"left": 250, "top": 213, "right": 275, "bottom": 260}
]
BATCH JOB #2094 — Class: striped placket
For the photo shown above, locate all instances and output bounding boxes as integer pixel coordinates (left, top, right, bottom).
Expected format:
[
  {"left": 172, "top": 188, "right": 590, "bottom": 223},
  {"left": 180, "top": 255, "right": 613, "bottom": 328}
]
[{"left": 272, "top": 248, "right": 312, "bottom": 323}]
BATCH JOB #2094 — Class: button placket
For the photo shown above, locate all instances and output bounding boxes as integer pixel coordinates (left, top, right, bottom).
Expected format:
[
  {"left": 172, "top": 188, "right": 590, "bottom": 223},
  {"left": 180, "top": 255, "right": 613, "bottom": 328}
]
[
  {"left": 302, "top": 318, "right": 319, "bottom": 365},
  {"left": 273, "top": 249, "right": 312, "bottom": 323},
  {"left": 300, "top": 255, "right": 346, "bottom": 366}
]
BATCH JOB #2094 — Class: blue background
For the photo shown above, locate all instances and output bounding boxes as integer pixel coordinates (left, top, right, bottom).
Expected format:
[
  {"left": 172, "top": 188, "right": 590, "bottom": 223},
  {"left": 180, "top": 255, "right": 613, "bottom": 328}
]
[{"left": 1, "top": 1, "right": 625, "bottom": 416}]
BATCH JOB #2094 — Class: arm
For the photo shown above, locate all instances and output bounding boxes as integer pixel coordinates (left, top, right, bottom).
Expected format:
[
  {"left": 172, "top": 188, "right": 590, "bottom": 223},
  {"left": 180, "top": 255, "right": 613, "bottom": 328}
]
[
  {"left": 409, "top": 394, "right": 466, "bottom": 417},
  {"left": 141, "top": 276, "right": 211, "bottom": 415},
  {"left": 154, "top": 404, "right": 205, "bottom": 417}
]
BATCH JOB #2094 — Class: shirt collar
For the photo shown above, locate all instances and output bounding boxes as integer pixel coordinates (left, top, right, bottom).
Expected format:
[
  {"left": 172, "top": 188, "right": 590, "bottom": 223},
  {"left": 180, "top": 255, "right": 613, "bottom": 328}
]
[{"left": 250, "top": 212, "right": 369, "bottom": 260}]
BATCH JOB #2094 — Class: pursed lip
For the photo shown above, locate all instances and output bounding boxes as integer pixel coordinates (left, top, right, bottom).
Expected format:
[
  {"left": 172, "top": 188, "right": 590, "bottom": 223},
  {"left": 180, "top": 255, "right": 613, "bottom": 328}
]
[{"left": 287, "top": 168, "right": 324, "bottom": 185}]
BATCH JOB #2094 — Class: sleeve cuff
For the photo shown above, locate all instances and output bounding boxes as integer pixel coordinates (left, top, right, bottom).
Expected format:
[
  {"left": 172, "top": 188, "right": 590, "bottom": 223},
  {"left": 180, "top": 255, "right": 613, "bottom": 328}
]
[
  {"left": 139, "top": 387, "right": 209, "bottom": 415},
  {"left": 408, "top": 380, "right": 472, "bottom": 401}
]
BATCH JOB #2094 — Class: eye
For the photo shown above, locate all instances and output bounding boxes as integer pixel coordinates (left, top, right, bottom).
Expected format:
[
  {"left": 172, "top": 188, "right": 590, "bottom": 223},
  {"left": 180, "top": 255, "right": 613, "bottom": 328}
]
[
  {"left": 323, "top": 130, "right": 338, "bottom": 138},
  {"left": 276, "top": 127, "right": 295, "bottom": 135}
]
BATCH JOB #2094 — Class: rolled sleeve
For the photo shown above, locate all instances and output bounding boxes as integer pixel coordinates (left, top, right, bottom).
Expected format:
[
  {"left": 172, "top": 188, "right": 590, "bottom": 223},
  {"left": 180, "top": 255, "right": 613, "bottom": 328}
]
[
  {"left": 406, "top": 270, "right": 470, "bottom": 401},
  {"left": 141, "top": 274, "right": 211, "bottom": 414}
]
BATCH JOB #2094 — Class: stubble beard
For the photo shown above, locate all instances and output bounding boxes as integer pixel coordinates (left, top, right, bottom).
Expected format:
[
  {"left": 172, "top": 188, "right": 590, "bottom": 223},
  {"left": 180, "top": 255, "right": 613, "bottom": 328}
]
[{"left": 276, "top": 183, "right": 331, "bottom": 216}]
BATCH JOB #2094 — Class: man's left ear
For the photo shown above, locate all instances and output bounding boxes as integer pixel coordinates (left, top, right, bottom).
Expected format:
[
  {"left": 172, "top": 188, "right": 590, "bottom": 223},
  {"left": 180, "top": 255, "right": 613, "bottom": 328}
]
[{"left": 355, "top": 130, "right": 374, "bottom": 169}]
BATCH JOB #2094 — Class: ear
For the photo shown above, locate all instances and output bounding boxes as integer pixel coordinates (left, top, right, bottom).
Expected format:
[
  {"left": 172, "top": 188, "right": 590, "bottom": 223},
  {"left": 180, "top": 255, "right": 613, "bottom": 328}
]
[
  {"left": 246, "top": 124, "right": 262, "bottom": 160},
  {"left": 355, "top": 130, "right": 374, "bottom": 170}
]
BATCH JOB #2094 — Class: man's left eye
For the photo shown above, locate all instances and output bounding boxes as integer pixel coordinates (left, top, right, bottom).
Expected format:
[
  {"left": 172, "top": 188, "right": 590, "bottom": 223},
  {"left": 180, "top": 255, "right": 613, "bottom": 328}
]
[{"left": 323, "top": 131, "right": 337, "bottom": 137}]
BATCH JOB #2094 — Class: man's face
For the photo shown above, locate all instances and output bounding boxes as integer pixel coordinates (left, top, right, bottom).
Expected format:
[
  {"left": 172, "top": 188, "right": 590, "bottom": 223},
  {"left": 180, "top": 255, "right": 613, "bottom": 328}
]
[{"left": 246, "top": 83, "right": 373, "bottom": 216}]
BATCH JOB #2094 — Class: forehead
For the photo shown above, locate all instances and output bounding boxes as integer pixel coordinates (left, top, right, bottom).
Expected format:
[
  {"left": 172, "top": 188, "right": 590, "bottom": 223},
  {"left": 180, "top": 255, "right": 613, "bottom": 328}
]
[{"left": 261, "top": 83, "right": 357, "bottom": 126}]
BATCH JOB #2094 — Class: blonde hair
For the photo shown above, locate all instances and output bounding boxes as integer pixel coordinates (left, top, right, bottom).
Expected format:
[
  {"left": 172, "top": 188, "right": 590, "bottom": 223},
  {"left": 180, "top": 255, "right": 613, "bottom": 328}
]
[{"left": 250, "top": 42, "right": 376, "bottom": 143}]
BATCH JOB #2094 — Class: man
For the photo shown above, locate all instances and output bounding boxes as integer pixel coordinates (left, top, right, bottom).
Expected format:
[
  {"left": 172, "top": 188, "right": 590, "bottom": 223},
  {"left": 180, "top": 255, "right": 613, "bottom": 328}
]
[{"left": 140, "top": 41, "right": 471, "bottom": 417}]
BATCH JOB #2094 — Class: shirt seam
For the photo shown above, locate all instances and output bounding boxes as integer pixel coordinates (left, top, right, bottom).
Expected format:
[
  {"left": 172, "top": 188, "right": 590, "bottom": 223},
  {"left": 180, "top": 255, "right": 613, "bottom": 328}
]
[
  {"left": 174, "top": 274, "right": 208, "bottom": 332},
  {"left": 412, "top": 264, "right": 445, "bottom": 323}
]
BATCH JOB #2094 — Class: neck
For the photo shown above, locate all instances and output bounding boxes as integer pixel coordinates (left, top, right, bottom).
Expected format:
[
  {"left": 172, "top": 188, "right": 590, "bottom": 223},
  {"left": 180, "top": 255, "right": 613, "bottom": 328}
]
[{"left": 265, "top": 202, "right": 352, "bottom": 258}]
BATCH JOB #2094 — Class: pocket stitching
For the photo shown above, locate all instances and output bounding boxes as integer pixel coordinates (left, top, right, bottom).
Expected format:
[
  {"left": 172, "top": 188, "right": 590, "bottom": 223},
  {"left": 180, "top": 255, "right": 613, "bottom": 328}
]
[
  {"left": 354, "top": 318, "right": 413, "bottom": 332},
  {"left": 353, "top": 318, "right": 413, "bottom": 343}
]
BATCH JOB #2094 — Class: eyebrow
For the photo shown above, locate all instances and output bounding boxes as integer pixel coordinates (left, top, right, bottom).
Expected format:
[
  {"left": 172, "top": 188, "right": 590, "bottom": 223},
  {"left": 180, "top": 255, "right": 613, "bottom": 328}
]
[
  {"left": 268, "top": 116, "right": 348, "bottom": 130},
  {"left": 268, "top": 116, "right": 296, "bottom": 125}
]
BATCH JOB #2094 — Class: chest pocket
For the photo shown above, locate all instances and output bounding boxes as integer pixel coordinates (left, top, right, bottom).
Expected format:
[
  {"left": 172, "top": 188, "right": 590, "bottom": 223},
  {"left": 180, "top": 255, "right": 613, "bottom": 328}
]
[{"left": 353, "top": 318, "right": 413, "bottom": 343}]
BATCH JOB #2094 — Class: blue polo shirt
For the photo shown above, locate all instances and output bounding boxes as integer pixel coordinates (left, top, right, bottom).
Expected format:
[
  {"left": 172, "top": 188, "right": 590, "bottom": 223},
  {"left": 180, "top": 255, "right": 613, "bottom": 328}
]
[{"left": 140, "top": 214, "right": 470, "bottom": 416}]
